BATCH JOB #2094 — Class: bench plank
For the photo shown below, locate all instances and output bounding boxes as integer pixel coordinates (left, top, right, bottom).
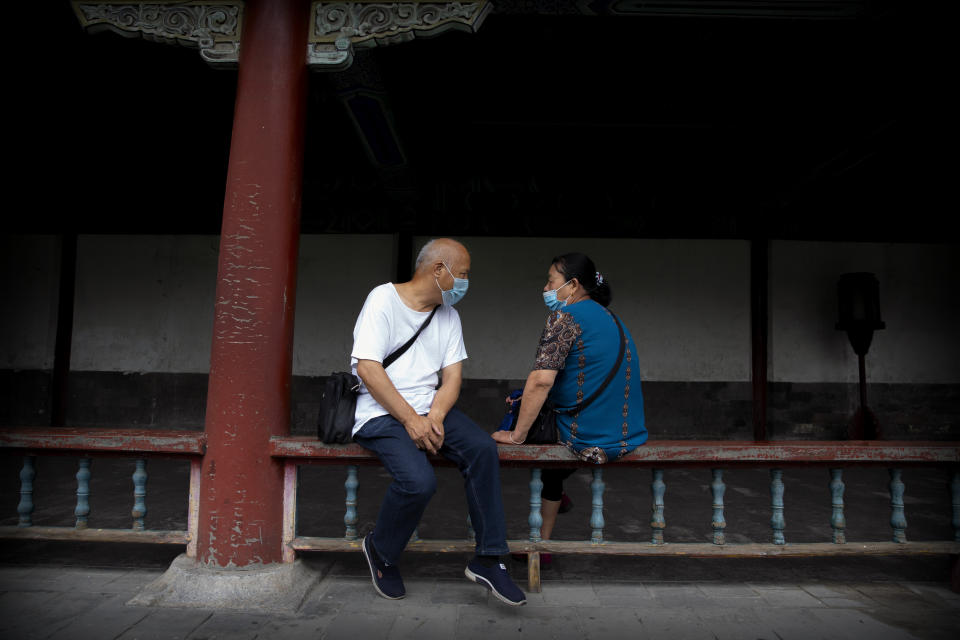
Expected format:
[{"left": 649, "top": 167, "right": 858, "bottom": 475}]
[
  {"left": 269, "top": 437, "right": 960, "bottom": 466},
  {"left": 0, "top": 428, "right": 206, "bottom": 455}
]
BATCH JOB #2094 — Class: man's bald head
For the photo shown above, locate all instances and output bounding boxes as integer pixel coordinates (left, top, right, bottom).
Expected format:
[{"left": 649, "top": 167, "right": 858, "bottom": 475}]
[{"left": 414, "top": 238, "right": 469, "bottom": 275}]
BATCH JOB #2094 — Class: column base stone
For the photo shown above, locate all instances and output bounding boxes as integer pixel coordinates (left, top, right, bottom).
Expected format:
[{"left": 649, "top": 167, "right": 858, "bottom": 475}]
[{"left": 129, "top": 554, "right": 318, "bottom": 612}]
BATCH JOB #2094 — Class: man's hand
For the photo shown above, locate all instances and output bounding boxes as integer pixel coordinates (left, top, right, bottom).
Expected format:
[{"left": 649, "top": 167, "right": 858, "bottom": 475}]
[
  {"left": 404, "top": 414, "right": 443, "bottom": 454},
  {"left": 426, "top": 412, "right": 445, "bottom": 451}
]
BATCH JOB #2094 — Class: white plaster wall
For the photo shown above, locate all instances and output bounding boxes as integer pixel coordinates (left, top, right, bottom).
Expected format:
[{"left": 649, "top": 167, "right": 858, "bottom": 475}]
[
  {"left": 8, "top": 235, "right": 956, "bottom": 384},
  {"left": 71, "top": 235, "right": 219, "bottom": 373},
  {"left": 427, "top": 237, "right": 753, "bottom": 382},
  {"left": 66, "top": 234, "right": 394, "bottom": 375},
  {"left": 292, "top": 235, "right": 394, "bottom": 375},
  {"left": 0, "top": 235, "right": 60, "bottom": 370},
  {"left": 770, "top": 241, "right": 960, "bottom": 383}
]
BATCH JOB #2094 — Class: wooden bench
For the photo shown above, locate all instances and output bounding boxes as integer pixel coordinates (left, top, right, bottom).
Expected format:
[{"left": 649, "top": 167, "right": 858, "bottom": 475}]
[
  {"left": 269, "top": 437, "right": 960, "bottom": 592},
  {"left": 3, "top": 428, "right": 958, "bottom": 593},
  {"left": 0, "top": 428, "right": 206, "bottom": 553}
]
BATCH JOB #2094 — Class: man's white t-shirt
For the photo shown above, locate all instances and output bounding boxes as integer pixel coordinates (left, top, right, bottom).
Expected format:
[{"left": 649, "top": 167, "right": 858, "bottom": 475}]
[{"left": 350, "top": 283, "right": 468, "bottom": 436}]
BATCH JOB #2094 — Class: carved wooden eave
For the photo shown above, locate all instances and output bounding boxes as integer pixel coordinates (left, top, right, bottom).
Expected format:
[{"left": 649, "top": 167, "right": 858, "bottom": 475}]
[
  {"left": 308, "top": 1, "right": 492, "bottom": 70},
  {"left": 71, "top": 1, "right": 492, "bottom": 71},
  {"left": 71, "top": 1, "right": 244, "bottom": 66},
  {"left": 71, "top": 1, "right": 863, "bottom": 71}
]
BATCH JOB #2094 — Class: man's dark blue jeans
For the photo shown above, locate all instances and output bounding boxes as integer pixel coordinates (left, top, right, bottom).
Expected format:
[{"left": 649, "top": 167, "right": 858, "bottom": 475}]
[{"left": 353, "top": 407, "right": 509, "bottom": 565}]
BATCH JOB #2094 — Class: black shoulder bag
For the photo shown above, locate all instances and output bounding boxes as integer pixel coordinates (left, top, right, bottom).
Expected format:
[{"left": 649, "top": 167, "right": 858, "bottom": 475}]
[
  {"left": 511, "top": 312, "right": 626, "bottom": 444},
  {"left": 318, "top": 306, "right": 438, "bottom": 443}
]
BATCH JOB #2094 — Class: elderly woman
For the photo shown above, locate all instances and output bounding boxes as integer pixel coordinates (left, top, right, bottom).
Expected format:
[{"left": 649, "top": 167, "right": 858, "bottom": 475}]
[{"left": 492, "top": 252, "right": 647, "bottom": 548}]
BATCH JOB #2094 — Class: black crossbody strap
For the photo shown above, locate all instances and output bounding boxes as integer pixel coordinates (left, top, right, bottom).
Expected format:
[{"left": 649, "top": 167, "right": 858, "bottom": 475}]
[
  {"left": 383, "top": 306, "right": 439, "bottom": 369},
  {"left": 554, "top": 311, "right": 626, "bottom": 415}
]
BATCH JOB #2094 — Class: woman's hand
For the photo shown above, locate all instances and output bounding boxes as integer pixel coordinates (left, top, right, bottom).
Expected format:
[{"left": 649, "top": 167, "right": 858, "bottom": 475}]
[{"left": 492, "top": 430, "right": 525, "bottom": 445}]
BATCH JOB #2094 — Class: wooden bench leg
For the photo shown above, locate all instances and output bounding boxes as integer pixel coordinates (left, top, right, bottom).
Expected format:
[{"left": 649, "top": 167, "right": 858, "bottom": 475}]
[
  {"left": 282, "top": 461, "right": 298, "bottom": 563},
  {"left": 527, "top": 551, "right": 541, "bottom": 593},
  {"left": 186, "top": 459, "right": 201, "bottom": 559}
]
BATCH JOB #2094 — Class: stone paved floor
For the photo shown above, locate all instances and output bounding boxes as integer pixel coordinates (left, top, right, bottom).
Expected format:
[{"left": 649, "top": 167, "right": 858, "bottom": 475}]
[{"left": 0, "top": 545, "right": 958, "bottom": 640}]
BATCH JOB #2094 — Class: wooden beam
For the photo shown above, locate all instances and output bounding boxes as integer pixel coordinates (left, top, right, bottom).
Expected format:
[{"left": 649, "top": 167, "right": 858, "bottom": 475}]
[
  {"left": 290, "top": 536, "right": 960, "bottom": 558},
  {"left": 751, "top": 237, "right": 768, "bottom": 440},
  {"left": 52, "top": 233, "right": 77, "bottom": 428}
]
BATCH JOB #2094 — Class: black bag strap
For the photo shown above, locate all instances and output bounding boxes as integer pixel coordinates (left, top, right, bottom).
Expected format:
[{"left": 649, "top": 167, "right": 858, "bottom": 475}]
[
  {"left": 554, "top": 311, "right": 626, "bottom": 415},
  {"left": 382, "top": 306, "right": 439, "bottom": 369}
]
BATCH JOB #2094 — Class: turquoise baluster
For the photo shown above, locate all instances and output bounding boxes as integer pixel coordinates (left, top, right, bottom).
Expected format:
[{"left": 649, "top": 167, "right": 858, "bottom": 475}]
[
  {"left": 650, "top": 469, "right": 665, "bottom": 545},
  {"left": 889, "top": 468, "right": 907, "bottom": 543},
  {"left": 590, "top": 468, "right": 605, "bottom": 544},
  {"left": 529, "top": 468, "right": 543, "bottom": 542},
  {"left": 951, "top": 470, "right": 960, "bottom": 543},
  {"left": 75, "top": 458, "right": 91, "bottom": 529},
  {"left": 770, "top": 468, "right": 785, "bottom": 545},
  {"left": 132, "top": 459, "right": 147, "bottom": 531},
  {"left": 344, "top": 465, "right": 359, "bottom": 540},
  {"left": 829, "top": 468, "right": 846, "bottom": 544},
  {"left": 711, "top": 469, "right": 726, "bottom": 545},
  {"left": 17, "top": 456, "right": 35, "bottom": 527},
  {"left": 467, "top": 514, "right": 475, "bottom": 542}
]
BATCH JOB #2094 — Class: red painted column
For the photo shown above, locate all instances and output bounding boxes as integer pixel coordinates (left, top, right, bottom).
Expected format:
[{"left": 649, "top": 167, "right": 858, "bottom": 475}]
[{"left": 198, "top": 0, "right": 309, "bottom": 567}]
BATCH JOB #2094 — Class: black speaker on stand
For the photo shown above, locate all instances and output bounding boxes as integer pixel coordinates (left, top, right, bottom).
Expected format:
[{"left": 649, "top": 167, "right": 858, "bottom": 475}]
[{"left": 836, "top": 272, "right": 886, "bottom": 440}]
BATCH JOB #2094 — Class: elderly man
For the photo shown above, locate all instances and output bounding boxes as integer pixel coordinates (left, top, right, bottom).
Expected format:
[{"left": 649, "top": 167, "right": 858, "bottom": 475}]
[{"left": 350, "top": 238, "right": 525, "bottom": 606}]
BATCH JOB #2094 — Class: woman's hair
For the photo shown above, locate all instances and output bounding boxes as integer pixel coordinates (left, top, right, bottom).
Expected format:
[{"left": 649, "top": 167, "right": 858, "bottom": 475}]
[{"left": 551, "top": 253, "right": 612, "bottom": 307}]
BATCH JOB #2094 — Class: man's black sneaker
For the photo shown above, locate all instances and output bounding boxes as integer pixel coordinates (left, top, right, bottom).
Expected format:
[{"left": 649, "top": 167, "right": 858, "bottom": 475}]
[
  {"left": 362, "top": 533, "right": 405, "bottom": 599},
  {"left": 465, "top": 559, "right": 527, "bottom": 606}
]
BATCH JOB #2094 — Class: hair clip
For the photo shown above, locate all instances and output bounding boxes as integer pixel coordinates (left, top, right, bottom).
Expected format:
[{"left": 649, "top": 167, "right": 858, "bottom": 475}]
[{"left": 595, "top": 271, "right": 604, "bottom": 285}]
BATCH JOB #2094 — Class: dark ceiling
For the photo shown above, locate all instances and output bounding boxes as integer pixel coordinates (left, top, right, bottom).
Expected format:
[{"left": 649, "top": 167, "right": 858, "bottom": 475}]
[{"left": 9, "top": 1, "right": 953, "bottom": 241}]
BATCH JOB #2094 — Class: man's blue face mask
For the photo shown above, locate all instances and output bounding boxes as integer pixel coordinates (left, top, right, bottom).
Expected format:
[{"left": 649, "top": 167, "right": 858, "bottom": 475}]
[
  {"left": 437, "top": 262, "right": 469, "bottom": 306},
  {"left": 542, "top": 279, "right": 572, "bottom": 311}
]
